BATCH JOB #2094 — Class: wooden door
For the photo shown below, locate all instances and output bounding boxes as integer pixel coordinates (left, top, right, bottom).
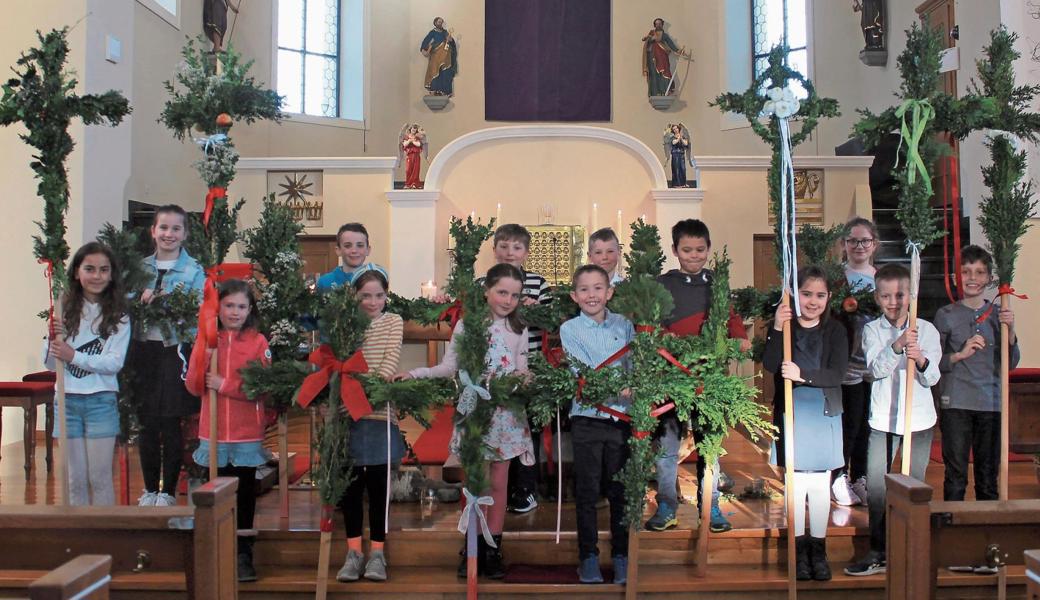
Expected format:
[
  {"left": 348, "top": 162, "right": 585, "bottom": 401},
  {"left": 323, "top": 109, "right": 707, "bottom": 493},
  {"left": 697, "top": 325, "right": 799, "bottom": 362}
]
[
  {"left": 752, "top": 234, "right": 780, "bottom": 406},
  {"left": 299, "top": 235, "right": 338, "bottom": 279}
]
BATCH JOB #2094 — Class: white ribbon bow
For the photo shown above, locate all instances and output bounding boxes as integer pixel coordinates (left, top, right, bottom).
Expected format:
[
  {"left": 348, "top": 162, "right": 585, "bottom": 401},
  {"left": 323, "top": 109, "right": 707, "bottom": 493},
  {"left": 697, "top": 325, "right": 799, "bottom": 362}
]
[
  {"left": 458, "top": 488, "right": 497, "bottom": 547},
  {"left": 193, "top": 133, "right": 229, "bottom": 155},
  {"left": 457, "top": 370, "right": 490, "bottom": 417},
  {"left": 905, "top": 240, "right": 923, "bottom": 300}
]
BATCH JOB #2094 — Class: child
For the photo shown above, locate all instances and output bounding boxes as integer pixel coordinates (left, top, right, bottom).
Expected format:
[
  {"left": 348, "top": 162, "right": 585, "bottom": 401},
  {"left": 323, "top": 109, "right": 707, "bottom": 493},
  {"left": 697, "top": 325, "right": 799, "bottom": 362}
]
[
  {"left": 763, "top": 265, "right": 847, "bottom": 581},
  {"left": 186, "top": 279, "right": 271, "bottom": 582},
  {"left": 560, "top": 265, "right": 634, "bottom": 584},
  {"left": 132, "top": 204, "right": 206, "bottom": 507},
  {"left": 397, "top": 263, "right": 534, "bottom": 580},
  {"left": 833, "top": 216, "right": 879, "bottom": 507},
  {"left": 336, "top": 269, "right": 405, "bottom": 583},
  {"left": 588, "top": 227, "right": 624, "bottom": 285},
  {"left": 934, "top": 245, "right": 1019, "bottom": 501},
  {"left": 492, "top": 224, "right": 550, "bottom": 514},
  {"left": 844, "top": 264, "right": 940, "bottom": 576},
  {"left": 317, "top": 223, "right": 388, "bottom": 291},
  {"left": 44, "top": 242, "right": 131, "bottom": 506},
  {"left": 646, "top": 219, "right": 749, "bottom": 534}
]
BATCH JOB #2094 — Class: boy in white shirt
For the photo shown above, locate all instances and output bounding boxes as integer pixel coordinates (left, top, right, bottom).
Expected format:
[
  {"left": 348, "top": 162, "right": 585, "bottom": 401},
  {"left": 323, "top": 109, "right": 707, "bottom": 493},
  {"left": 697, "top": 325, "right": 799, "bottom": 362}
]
[
  {"left": 845, "top": 264, "right": 941, "bottom": 576},
  {"left": 587, "top": 227, "right": 624, "bottom": 285}
]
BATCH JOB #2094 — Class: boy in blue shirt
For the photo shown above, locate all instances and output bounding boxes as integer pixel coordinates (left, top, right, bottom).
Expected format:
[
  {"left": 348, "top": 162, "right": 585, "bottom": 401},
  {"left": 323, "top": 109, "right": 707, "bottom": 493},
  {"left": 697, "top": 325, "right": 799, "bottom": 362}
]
[
  {"left": 560, "top": 264, "right": 635, "bottom": 585},
  {"left": 317, "top": 223, "right": 387, "bottom": 291}
]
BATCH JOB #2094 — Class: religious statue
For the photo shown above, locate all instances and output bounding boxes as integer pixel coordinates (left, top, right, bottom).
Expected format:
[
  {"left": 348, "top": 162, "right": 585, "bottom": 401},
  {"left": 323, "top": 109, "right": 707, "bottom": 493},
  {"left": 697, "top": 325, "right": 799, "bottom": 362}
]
[
  {"left": 203, "top": 0, "right": 240, "bottom": 53},
  {"left": 398, "top": 124, "right": 428, "bottom": 189},
  {"left": 642, "top": 18, "right": 690, "bottom": 98},
  {"left": 853, "top": 0, "right": 886, "bottom": 66},
  {"left": 421, "top": 17, "right": 458, "bottom": 97},
  {"left": 662, "top": 123, "right": 697, "bottom": 188}
]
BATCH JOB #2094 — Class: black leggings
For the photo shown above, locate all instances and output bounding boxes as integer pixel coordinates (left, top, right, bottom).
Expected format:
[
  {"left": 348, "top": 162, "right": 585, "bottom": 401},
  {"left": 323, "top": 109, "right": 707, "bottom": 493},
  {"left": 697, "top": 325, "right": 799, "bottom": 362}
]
[
  {"left": 338, "top": 464, "right": 389, "bottom": 542},
  {"left": 139, "top": 415, "right": 184, "bottom": 495},
  {"left": 218, "top": 465, "right": 257, "bottom": 531}
]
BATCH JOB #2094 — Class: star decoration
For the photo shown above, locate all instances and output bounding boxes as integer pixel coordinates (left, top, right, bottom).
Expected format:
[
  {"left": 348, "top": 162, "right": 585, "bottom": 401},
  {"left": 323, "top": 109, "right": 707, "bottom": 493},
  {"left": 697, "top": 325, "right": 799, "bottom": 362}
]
[{"left": 277, "top": 173, "right": 314, "bottom": 204}]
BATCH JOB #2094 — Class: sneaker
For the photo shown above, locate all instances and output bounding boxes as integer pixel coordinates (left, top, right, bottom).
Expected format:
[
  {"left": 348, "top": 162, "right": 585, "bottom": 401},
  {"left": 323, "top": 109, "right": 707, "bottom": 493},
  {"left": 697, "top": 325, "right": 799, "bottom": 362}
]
[
  {"left": 137, "top": 491, "right": 158, "bottom": 507},
  {"left": 644, "top": 504, "right": 678, "bottom": 531},
  {"left": 155, "top": 493, "right": 177, "bottom": 507},
  {"left": 851, "top": 476, "right": 868, "bottom": 506},
  {"left": 577, "top": 555, "right": 603, "bottom": 583},
  {"left": 507, "top": 492, "right": 538, "bottom": 514},
  {"left": 831, "top": 473, "right": 860, "bottom": 506},
  {"left": 844, "top": 551, "right": 886, "bottom": 577},
  {"left": 612, "top": 555, "right": 628, "bottom": 585},
  {"left": 363, "top": 550, "right": 387, "bottom": 581},
  {"left": 336, "top": 549, "right": 364, "bottom": 582},
  {"left": 709, "top": 505, "right": 732, "bottom": 533}
]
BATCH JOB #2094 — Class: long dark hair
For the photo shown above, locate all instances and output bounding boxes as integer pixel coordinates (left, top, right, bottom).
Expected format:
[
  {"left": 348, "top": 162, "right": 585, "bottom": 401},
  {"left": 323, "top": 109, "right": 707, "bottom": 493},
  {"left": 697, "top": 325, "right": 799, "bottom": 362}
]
[
  {"left": 217, "top": 279, "right": 260, "bottom": 333},
  {"left": 62, "top": 242, "right": 127, "bottom": 339},
  {"left": 484, "top": 263, "right": 526, "bottom": 335}
]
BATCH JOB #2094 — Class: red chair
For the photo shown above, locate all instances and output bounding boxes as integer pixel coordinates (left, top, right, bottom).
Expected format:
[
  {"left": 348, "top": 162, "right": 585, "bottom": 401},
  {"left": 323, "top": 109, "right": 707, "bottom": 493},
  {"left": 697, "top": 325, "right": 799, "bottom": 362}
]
[{"left": 0, "top": 372, "right": 56, "bottom": 479}]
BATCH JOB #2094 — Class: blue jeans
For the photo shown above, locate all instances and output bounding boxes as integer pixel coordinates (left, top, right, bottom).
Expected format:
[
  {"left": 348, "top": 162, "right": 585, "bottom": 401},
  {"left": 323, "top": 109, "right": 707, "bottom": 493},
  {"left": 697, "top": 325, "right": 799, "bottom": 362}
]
[
  {"left": 59, "top": 391, "right": 119, "bottom": 438},
  {"left": 867, "top": 427, "right": 933, "bottom": 552},
  {"left": 654, "top": 414, "right": 719, "bottom": 511}
]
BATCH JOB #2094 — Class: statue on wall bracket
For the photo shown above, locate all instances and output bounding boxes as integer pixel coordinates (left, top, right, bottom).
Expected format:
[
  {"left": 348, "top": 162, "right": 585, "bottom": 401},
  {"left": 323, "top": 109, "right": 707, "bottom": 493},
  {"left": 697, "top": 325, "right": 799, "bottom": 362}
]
[
  {"left": 203, "top": 0, "right": 241, "bottom": 53},
  {"left": 397, "top": 123, "right": 428, "bottom": 189},
  {"left": 662, "top": 123, "right": 698, "bottom": 188},
  {"left": 854, "top": 0, "right": 887, "bottom": 67},
  {"left": 421, "top": 17, "right": 458, "bottom": 111},
  {"left": 643, "top": 18, "right": 691, "bottom": 110}
]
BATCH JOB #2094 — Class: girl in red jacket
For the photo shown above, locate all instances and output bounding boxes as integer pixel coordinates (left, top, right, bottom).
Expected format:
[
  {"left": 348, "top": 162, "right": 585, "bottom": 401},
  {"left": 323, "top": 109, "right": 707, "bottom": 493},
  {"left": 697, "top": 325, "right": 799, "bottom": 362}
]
[{"left": 186, "top": 279, "right": 270, "bottom": 582}]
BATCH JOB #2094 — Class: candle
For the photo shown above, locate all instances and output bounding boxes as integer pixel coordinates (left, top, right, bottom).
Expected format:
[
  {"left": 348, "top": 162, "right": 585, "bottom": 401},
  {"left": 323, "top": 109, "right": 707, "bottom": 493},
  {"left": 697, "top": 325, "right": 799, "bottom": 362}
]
[
  {"left": 496, "top": 202, "right": 502, "bottom": 225},
  {"left": 420, "top": 280, "right": 438, "bottom": 300},
  {"left": 616, "top": 209, "right": 623, "bottom": 236},
  {"left": 470, "top": 210, "right": 476, "bottom": 221},
  {"left": 592, "top": 202, "right": 598, "bottom": 233},
  {"left": 640, "top": 213, "right": 646, "bottom": 223}
]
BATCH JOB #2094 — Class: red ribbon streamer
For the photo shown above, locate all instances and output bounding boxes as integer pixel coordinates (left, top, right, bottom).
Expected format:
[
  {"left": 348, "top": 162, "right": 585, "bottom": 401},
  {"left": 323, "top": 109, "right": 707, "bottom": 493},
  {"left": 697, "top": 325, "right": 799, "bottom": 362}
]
[
  {"left": 296, "top": 344, "right": 373, "bottom": 420},
  {"left": 188, "top": 263, "right": 254, "bottom": 394},
  {"left": 320, "top": 504, "right": 335, "bottom": 533},
  {"left": 975, "top": 284, "right": 1029, "bottom": 324},
  {"left": 656, "top": 347, "right": 692, "bottom": 376},
  {"left": 203, "top": 187, "right": 226, "bottom": 231},
  {"left": 38, "top": 258, "right": 55, "bottom": 329},
  {"left": 635, "top": 324, "right": 656, "bottom": 333},
  {"left": 438, "top": 300, "right": 463, "bottom": 329}
]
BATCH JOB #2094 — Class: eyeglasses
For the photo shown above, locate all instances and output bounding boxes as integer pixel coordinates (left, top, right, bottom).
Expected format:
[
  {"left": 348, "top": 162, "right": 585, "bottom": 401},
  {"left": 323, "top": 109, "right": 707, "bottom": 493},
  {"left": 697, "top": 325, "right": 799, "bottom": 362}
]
[{"left": 845, "top": 238, "right": 875, "bottom": 248}]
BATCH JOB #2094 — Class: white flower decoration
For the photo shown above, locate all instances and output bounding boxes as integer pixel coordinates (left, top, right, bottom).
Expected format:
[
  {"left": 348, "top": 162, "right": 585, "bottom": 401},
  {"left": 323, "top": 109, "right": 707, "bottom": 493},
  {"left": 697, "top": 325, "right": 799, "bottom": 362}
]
[{"left": 763, "top": 86, "right": 801, "bottom": 119}]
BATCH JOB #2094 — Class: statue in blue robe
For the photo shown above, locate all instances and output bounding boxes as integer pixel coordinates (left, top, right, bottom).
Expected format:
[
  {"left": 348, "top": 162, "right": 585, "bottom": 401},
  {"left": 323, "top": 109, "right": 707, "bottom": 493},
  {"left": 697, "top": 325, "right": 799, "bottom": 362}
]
[{"left": 421, "top": 17, "right": 458, "bottom": 96}]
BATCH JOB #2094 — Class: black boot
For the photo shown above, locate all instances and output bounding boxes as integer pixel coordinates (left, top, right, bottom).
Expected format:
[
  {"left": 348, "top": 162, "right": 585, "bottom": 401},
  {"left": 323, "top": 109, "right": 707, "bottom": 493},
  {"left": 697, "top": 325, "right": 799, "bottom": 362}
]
[
  {"left": 457, "top": 538, "right": 485, "bottom": 578},
  {"left": 794, "top": 535, "right": 812, "bottom": 581},
  {"left": 483, "top": 535, "right": 505, "bottom": 580},
  {"left": 237, "top": 536, "right": 257, "bottom": 582},
  {"left": 809, "top": 536, "right": 832, "bottom": 581}
]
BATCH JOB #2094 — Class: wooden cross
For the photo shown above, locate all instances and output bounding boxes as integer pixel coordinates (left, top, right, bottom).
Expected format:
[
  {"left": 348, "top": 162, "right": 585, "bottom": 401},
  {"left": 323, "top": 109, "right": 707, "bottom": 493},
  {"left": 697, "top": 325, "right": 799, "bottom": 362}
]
[
  {"left": 855, "top": 22, "right": 995, "bottom": 477},
  {"left": 0, "top": 28, "right": 129, "bottom": 506},
  {"left": 712, "top": 45, "right": 839, "bottom": 600}
]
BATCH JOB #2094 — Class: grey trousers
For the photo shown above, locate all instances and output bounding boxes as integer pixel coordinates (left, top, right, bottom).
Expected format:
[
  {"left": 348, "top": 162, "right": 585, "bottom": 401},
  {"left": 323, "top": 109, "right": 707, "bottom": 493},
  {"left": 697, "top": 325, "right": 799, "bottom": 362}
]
[{"left": 867, "top": 426, "right": 933, "bottom": 553}]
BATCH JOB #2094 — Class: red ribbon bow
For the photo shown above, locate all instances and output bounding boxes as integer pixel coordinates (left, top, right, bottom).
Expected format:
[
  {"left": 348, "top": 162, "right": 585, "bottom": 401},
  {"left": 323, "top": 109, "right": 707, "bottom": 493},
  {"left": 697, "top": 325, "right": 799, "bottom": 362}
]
[
  {"left": 975, "top": 284, "right": 1029, "bottom": 325},
  {"left": 296, "top": 344, "right": 373, "bottom": 421},
  {"left": 439, "top": 300, "right": 463, "bottom": 329},
  {"left": 188, "top": 263, "right": 254, "bottom": 394},
  {"left": 203, "top": 187, "right": 227, "bottom": 231},
  {"left": 541, "top": 331, "right": 565, "bottom": 368}
]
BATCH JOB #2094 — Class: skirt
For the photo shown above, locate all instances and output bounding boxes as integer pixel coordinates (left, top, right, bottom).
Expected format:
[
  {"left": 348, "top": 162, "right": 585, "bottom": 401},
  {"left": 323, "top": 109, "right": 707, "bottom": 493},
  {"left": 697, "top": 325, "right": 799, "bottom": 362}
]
[
  {"left": 349, "top": 418, "right": 405, "bottom": 466},
  {"left": 193, "top": 439, "right": 268, "bottom": 468},
  {"left": 771, "top": 386, "right": 844, "bottom": 471},
  {"left": 131, "top": 340, "right": 200, "bottom": 418}
]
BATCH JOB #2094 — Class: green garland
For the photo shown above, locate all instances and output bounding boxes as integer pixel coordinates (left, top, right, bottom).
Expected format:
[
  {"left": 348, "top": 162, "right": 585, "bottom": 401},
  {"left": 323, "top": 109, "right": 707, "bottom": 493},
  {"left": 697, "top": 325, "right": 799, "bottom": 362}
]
[
  {"left": 0, "top": 27, "right": 130, "bottom": 290},
  {"left": 609, "top": 219, "right": 673, "bottom": 324},
  {"left": 975, "top": 27, "right": 1040, "bottom": 286},
  {"left": 184, "top": 196, "right": 245, "bottom": 269}
]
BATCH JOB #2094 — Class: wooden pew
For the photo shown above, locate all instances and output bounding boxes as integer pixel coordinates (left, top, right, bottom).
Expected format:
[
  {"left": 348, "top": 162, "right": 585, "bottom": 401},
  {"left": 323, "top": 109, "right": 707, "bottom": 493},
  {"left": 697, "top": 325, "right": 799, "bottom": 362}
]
[
  {"left": 0, "top": 478, "right": 238, "bottom": 600},
  {"left": 28, "top": 555, "right": 111, "bottom": 600},
  {"left": 886, "top": 473, "right": 1040, "bottom": 600},
  {"left": 1027, "top": 550, "right": 1040, "bottom": 600}
]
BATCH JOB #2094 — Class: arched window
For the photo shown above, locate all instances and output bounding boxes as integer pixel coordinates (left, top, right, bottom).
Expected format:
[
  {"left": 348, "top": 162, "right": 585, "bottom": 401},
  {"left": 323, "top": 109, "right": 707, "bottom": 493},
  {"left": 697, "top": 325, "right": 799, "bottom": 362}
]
[
  {"left": 275, "top": 0, "right": 365, "bottom": 124},
  {"left": 752, "top": 0, "right": 809, "bottom": 96}
]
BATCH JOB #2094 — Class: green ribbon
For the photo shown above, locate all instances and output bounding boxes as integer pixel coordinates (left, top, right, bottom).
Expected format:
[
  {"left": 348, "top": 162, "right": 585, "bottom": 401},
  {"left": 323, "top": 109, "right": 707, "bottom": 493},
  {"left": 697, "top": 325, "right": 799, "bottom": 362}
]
[{"left": 894, "top": 99, "right": 935, "bottom": 196}]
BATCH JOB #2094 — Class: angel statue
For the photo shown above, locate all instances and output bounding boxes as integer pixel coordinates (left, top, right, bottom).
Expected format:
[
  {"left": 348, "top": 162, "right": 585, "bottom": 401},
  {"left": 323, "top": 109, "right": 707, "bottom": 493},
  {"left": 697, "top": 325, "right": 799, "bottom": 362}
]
[
  {"left": 642, "top": 18, "right": 690, "bottom": 97},
  {"left": 663, "top": 123, "right": 697, "bottom": 188},
  {"left": 398, "top": 124, "right": 429, "bottom": 189},
  {"left": 421, "top": 17, "right": 458, "bottom": 96}
]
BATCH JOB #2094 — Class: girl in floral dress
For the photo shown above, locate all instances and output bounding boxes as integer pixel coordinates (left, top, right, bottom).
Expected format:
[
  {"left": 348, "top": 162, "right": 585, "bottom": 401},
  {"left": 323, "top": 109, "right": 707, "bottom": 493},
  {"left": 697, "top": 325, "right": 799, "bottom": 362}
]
[{"left": 397, "top": 263, "right": 534, "bottom": 579}]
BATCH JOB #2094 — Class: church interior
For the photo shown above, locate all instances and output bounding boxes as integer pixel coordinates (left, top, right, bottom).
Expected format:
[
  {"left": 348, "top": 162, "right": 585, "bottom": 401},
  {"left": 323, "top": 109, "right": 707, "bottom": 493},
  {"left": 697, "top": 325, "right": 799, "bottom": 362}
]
[{"left": 2, "top": 0, "right": 1040, "bottom": 598}]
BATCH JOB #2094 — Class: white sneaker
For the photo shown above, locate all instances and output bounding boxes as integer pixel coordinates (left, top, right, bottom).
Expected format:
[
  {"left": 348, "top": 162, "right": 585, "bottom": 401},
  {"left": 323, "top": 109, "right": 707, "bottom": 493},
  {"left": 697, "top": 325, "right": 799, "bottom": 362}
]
[
  {"left": 138, "top": 491, "right": 158, "bottom": 506},
  {"left": 831, "top": 473, "right": 861, "bottom": 506},
  {"left": 851, "top": 477, "right": 868, "bottom": 507},
  {"left": 155, "top": 493, "right": 177, "bottom": 507}
]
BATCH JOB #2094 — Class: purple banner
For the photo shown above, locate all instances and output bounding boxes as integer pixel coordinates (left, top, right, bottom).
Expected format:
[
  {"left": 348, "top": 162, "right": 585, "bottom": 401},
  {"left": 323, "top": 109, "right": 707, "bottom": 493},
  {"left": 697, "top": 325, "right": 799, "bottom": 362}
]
[{"left": 485, "top": 0, "right": 611, "bottom": 121}]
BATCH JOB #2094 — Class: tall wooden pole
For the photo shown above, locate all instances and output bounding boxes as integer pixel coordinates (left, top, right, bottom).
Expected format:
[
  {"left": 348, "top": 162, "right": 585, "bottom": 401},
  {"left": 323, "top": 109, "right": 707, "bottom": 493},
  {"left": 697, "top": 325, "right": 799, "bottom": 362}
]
[
  {"left": 999, "top": 294, "right": 1011, "bottom": 500},
  {"left": 781, "top": 290, "right": 797, "bottom": 600},
  {"left": 900, "top": 298, "right": 919, "bottom": 475},
  {"left": 209, "top": 351, "right": 219, "bottom": 481},
  {"left": 696, "top": 458, "right": 713, "bottom": 578},
  {"left": 279, "top": 412, "right": 290, "bottom": 519},
  {"left": 54, "top": 301, "right": 70, "bottom": 506}
]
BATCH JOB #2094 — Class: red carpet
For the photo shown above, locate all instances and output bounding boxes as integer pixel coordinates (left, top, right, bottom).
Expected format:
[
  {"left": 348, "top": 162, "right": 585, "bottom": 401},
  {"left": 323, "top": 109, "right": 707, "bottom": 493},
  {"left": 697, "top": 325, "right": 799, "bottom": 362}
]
[
  {"left": 503, "top": 563, "right": 615, "bottom": 584},
  {"left": 929, "top": 439, "right": 1032, "bottom": 464}
]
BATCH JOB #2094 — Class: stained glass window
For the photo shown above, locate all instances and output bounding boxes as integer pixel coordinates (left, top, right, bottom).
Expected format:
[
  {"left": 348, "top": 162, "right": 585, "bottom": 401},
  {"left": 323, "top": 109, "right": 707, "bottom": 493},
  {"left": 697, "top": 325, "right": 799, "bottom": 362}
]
[
  {"left": 752, "top": 0, "right": 808, "bottom": 97},
  {"left": 277, "top": 0, "right": 340, "bottom": 117}
]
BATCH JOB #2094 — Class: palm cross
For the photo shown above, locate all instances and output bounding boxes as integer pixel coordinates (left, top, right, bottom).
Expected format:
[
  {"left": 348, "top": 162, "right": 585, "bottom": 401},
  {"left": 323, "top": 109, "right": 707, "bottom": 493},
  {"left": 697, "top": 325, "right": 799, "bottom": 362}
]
[{"left": 0, "top": 27, "right": 130, "bottom": 284}]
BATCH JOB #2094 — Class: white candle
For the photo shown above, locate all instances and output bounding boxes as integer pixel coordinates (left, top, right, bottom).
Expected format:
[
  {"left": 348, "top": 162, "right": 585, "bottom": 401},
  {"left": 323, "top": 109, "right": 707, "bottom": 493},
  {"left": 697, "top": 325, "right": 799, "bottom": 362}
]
[
  {"left": 592, "top": 203, "right": 598, "bottom": 233},
  {"left": 616, "top": 209, "right": 623, "bottom": 237},
  {"left": 640, "top": 213, "right": 646, "bottom": 223},
  {"left": 420, "top": 280, "right": 438, "bottom": 299},
  {"left": 496, "top": 202, "right": 502, "bottom": 225},
  {"left": 470, "top": 210, "right": 476, "bottom": 221}
]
